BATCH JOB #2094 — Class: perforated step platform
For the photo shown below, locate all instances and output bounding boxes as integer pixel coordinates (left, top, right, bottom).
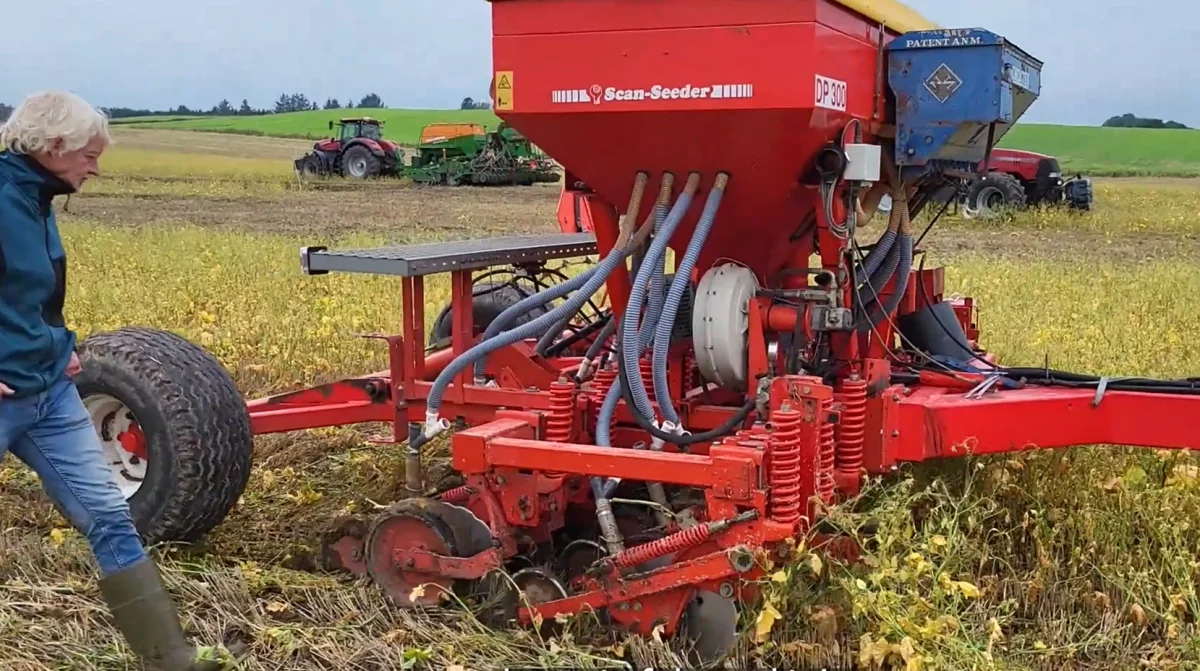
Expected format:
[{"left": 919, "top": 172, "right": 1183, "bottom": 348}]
[{"left": 300, "top": 232, "right": 598, "bottom": 278}]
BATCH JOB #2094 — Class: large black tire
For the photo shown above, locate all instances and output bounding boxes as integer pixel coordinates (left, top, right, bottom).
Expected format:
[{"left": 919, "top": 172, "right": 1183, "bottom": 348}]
[
  {"left": 341, "top": 145, "right": 380, "bottom": 179},
  {"left": 74, "top": 327, "right": 253, "bottom": 545},
  {"left": 964, "top": 172, "right": 1026, "bottom": 218},
  {"left": 428, "top": 281, "right": 551, "bottom": 350}
]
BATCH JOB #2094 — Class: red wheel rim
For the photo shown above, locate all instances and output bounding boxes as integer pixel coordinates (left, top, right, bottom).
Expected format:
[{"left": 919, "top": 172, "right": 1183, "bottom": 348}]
[{"left": 367, "top": 513, "right": 457, "bottom": 607}]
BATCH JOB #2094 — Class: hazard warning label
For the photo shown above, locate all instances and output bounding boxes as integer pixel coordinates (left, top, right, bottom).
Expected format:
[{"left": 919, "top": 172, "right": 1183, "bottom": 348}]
[{"left": 495, "top": 71, "right": 513, "bottom": 110}]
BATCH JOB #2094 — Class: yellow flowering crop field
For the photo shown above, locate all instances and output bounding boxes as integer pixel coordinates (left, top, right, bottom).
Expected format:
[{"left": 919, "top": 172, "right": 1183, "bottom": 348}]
[{"left": 1, "top": 130, "right": 1199, "bottom": 670}]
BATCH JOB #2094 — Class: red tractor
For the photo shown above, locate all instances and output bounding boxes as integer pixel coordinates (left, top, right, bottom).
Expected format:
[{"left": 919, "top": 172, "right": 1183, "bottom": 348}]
[
  {"left": 959, "top": 147, "right": 1094, "bottom": 217},
  {"left": 294, "top": 117, "right": 403, "bottom": 179}
]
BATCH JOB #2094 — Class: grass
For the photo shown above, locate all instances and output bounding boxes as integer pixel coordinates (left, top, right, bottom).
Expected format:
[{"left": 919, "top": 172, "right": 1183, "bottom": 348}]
[
  {"left": 1, "top": 129, "right": 1199, "bottom": 670},
  {"left": 999, "top": 125, "right": 1200, "bottom": 178},
  {"left": 114, "top": 109, "right": 501, "bottom": 144},
  {"left": 116, "top": 107, "right": 1200, "bottom": 178}
]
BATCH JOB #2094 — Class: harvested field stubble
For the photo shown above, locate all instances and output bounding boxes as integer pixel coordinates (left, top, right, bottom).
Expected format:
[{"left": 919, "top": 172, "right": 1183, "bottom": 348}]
[{"left": 1, "top": 134, "right": 1199, "bottom": 670}]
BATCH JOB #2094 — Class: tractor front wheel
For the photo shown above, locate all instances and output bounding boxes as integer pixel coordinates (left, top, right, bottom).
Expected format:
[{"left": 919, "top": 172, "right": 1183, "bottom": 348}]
[
  {"left": 963, "top": 173, "right": 1026, "bottom": 219},
  {"left": 74, "top": 327, "right": 253, "bottom": 546},
  {"left": 342, "top": 146, "right": 381, "bottom": 179}
]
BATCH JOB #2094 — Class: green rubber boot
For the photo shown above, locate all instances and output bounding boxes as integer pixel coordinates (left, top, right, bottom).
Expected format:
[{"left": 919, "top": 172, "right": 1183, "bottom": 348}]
[{"left": 98, "top": 558, "right": 232, "bottom": 670}]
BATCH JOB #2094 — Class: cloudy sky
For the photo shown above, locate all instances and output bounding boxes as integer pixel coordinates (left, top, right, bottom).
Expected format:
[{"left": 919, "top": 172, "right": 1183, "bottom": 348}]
[{"left": 3, "top": 0, "right": 1196, "bottom": 126}]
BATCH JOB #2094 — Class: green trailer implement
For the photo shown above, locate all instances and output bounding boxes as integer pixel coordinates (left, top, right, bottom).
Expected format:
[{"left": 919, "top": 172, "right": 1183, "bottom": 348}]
[{"left": 399, "top": 122, "right": 561, "bottom": 186}]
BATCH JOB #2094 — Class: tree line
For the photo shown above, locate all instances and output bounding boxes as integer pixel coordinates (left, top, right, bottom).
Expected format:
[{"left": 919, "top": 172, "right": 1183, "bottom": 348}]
[
  {"left": 100, "top": 92, "right": 388, "bottom": 118},
  {"left": 1102, "top": 113, "right": 1190, "bottom": 130},
  {"left": 0, "top": 93, "right": 388, "bottom": 121},
  {"left": 0, "top": 91, "right": 496, "bottom": 122}
]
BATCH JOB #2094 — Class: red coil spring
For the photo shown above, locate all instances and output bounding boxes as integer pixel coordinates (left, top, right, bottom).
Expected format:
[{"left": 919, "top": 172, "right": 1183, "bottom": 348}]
[
  {"left": 818, "top": 397, "right": 836, "bottom": 503},
  {"left": 591, "top": 366, "right": 617, "bottom": 436},
  {"left": 612, "top": 522, "right": 712, "bottom": 568},
  {"left": 639, "top": 356, "right": 654, "bottom": 393},
  {"left": 439, "top": 485, "right": 471, "bottom": 503},
  {"left": 834, "top": 377, "right": 868, "bottom": 482},
  {"left": 592, "top": 366, "right": 616, "bottom": 397},
  {"left": 767, "top": 407, "right": 803, "bottom": 525},
  {"left": 546, "top": 379, "right": 575, "bottom": 443}
]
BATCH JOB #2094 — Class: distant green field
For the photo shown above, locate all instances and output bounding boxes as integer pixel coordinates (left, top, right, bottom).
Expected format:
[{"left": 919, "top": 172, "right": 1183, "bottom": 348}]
[
  {"left": 998, "top": 124, "right": 1200, "bottom": 177},
  {"left": 118, "top": 109, "right": 500, "bottom": 145},
  {"left": 118, "top": 109, "right": 1200, "bottom": 177},
  {"left": 110, "top": 115, "right": 205, "bottom": 124}
]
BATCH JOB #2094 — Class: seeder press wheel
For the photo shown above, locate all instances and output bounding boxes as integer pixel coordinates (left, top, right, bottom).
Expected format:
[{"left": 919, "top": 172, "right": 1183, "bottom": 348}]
[{"left": 363, "top": 498, "right": 494, "bottom": 607}]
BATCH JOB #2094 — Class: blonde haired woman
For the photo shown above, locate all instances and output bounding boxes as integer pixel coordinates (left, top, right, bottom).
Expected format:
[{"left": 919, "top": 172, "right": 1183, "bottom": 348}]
[{"left": 0, "top": 91, "right": 230, "bottom": 670}]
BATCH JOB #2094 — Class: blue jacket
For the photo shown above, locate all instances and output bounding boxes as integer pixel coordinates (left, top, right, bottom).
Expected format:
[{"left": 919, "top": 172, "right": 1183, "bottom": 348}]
[{"left": 0, "top": 150, "right": 77, "bottom": 397}]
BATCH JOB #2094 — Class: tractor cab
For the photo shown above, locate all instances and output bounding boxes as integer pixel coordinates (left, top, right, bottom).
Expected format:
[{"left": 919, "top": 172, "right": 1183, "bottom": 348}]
[{"left": 330, "top": 117, "right": 384, "bottom": 142}]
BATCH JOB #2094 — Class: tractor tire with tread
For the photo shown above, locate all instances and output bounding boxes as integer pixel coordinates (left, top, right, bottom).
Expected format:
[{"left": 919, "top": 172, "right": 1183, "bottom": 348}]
[
  {"left": 342, "top": 145, "right": 381, "bottom": 179},
  {"left": 73, "top": 326, "right": 253, "bottom": 545},
  {"left": 964, "top": 172, "right": 1026, "bottom": 218}
]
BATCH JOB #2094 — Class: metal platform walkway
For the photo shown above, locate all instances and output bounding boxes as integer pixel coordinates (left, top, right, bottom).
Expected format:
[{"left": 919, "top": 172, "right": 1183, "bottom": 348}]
[{"left": 300, "top": 232, "right": 598, "bottom": 277}]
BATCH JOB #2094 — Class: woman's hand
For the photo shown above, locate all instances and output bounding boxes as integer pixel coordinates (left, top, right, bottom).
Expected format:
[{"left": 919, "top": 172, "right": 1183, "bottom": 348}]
[
  {"left": 67, "top": 352, "right": 81, "bottom": 377},
  {"left": 0, "top": 382, "right": 12, "bottom": 398}
]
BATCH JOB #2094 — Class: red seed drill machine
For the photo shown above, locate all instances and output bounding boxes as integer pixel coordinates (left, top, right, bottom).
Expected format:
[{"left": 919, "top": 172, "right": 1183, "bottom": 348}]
[{"left": 73, "top": 0, "right": 1200, "bottom": 664}]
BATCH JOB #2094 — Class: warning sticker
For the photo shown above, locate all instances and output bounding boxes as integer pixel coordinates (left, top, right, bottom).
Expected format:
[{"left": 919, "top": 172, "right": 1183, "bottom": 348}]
[{"left": 495, "top": 70, "right": 513, "bottom": 110}]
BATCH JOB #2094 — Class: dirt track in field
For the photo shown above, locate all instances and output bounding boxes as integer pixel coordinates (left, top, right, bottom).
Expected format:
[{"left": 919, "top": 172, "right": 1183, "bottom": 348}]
[
  {"left": 109, "top": 127, "right": 317, "bottom": 159},
  {"left": 70, "top": 127, "right": 1198, "bottom": 264},
  {"left": 65, "top": 184, "right": 1198, "bottom": 265},
  {"left": 65, "top": 184, "right": 564, "bottom": 240}
]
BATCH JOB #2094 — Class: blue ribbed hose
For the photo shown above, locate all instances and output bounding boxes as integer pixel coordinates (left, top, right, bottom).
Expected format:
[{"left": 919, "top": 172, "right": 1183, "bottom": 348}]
[
  {"left": 590, "top": 375, "right": 624, "bottom": 499},
  {"left": 472, "top": 264, "right": 599, "bottom": 379},
  {"left": 620, "top": 174, "right": 700, "bottom": 423},
  {"left": 417, "top": 235, "right": 643, "bottom": 449},
  {"left": 652, "top": 174, "right": 728, "bottom": 428},
  {"left": 646, "top": 199, "right": 670, "bottom": 342},
  {"left": 640, "top": 173, "right": 675, "bottom": 327},
  {"left": 621, "top": 187, "right": 673, "bottom": 367},
  {"left": 595, "top": 300, "right": 660, "bottom": 446},
  {"left": 594, "top": 230, "right": 674, "bottom": 496}
]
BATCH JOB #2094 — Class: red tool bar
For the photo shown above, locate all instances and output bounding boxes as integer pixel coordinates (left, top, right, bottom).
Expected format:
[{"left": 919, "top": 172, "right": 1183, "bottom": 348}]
[
  {"left": 453, "top": 418, "right": 757, "bottom": 499},
  {"left": 892, "top": 387, "right": 1200, "bottom": 461},
  {"left": 486, "top": 438, "right": 756, "bottom": 499}
]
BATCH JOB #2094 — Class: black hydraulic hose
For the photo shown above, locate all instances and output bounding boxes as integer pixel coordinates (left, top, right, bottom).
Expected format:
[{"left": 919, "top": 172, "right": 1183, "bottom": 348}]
[
  {"left": 997, "top": 368, "right": 1200, "bottom": 390},
  {"left": 535, "top": 312, "right": 575, "bottom": 356},
  {"left": 908, "top": 361, "right": 1200, "bottom": 395},
  {"left": 582, "top": 314, "right": 617, "bottom": 359},
  {"left": 856, "top": 232, "right": 912, "bottom": 333},
  {"left": 857, "top": 233, "right": 901, "bottom": 298},
  {"left": 543, "top": 311, "right": 613, "bottom": 359},
  {"left": 854, "top": 192, "right": 912, "bottom": 326}
]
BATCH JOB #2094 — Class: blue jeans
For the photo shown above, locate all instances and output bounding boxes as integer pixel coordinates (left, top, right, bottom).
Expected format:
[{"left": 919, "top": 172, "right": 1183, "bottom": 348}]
[{"left": 0, "top": 375, "right": 147, "bottom": 577}]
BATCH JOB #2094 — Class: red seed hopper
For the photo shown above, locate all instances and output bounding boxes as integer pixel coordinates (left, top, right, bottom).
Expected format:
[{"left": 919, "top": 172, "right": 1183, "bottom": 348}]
[{"left": 82, "top": 0, "right": 1198, "bottom": 666}]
